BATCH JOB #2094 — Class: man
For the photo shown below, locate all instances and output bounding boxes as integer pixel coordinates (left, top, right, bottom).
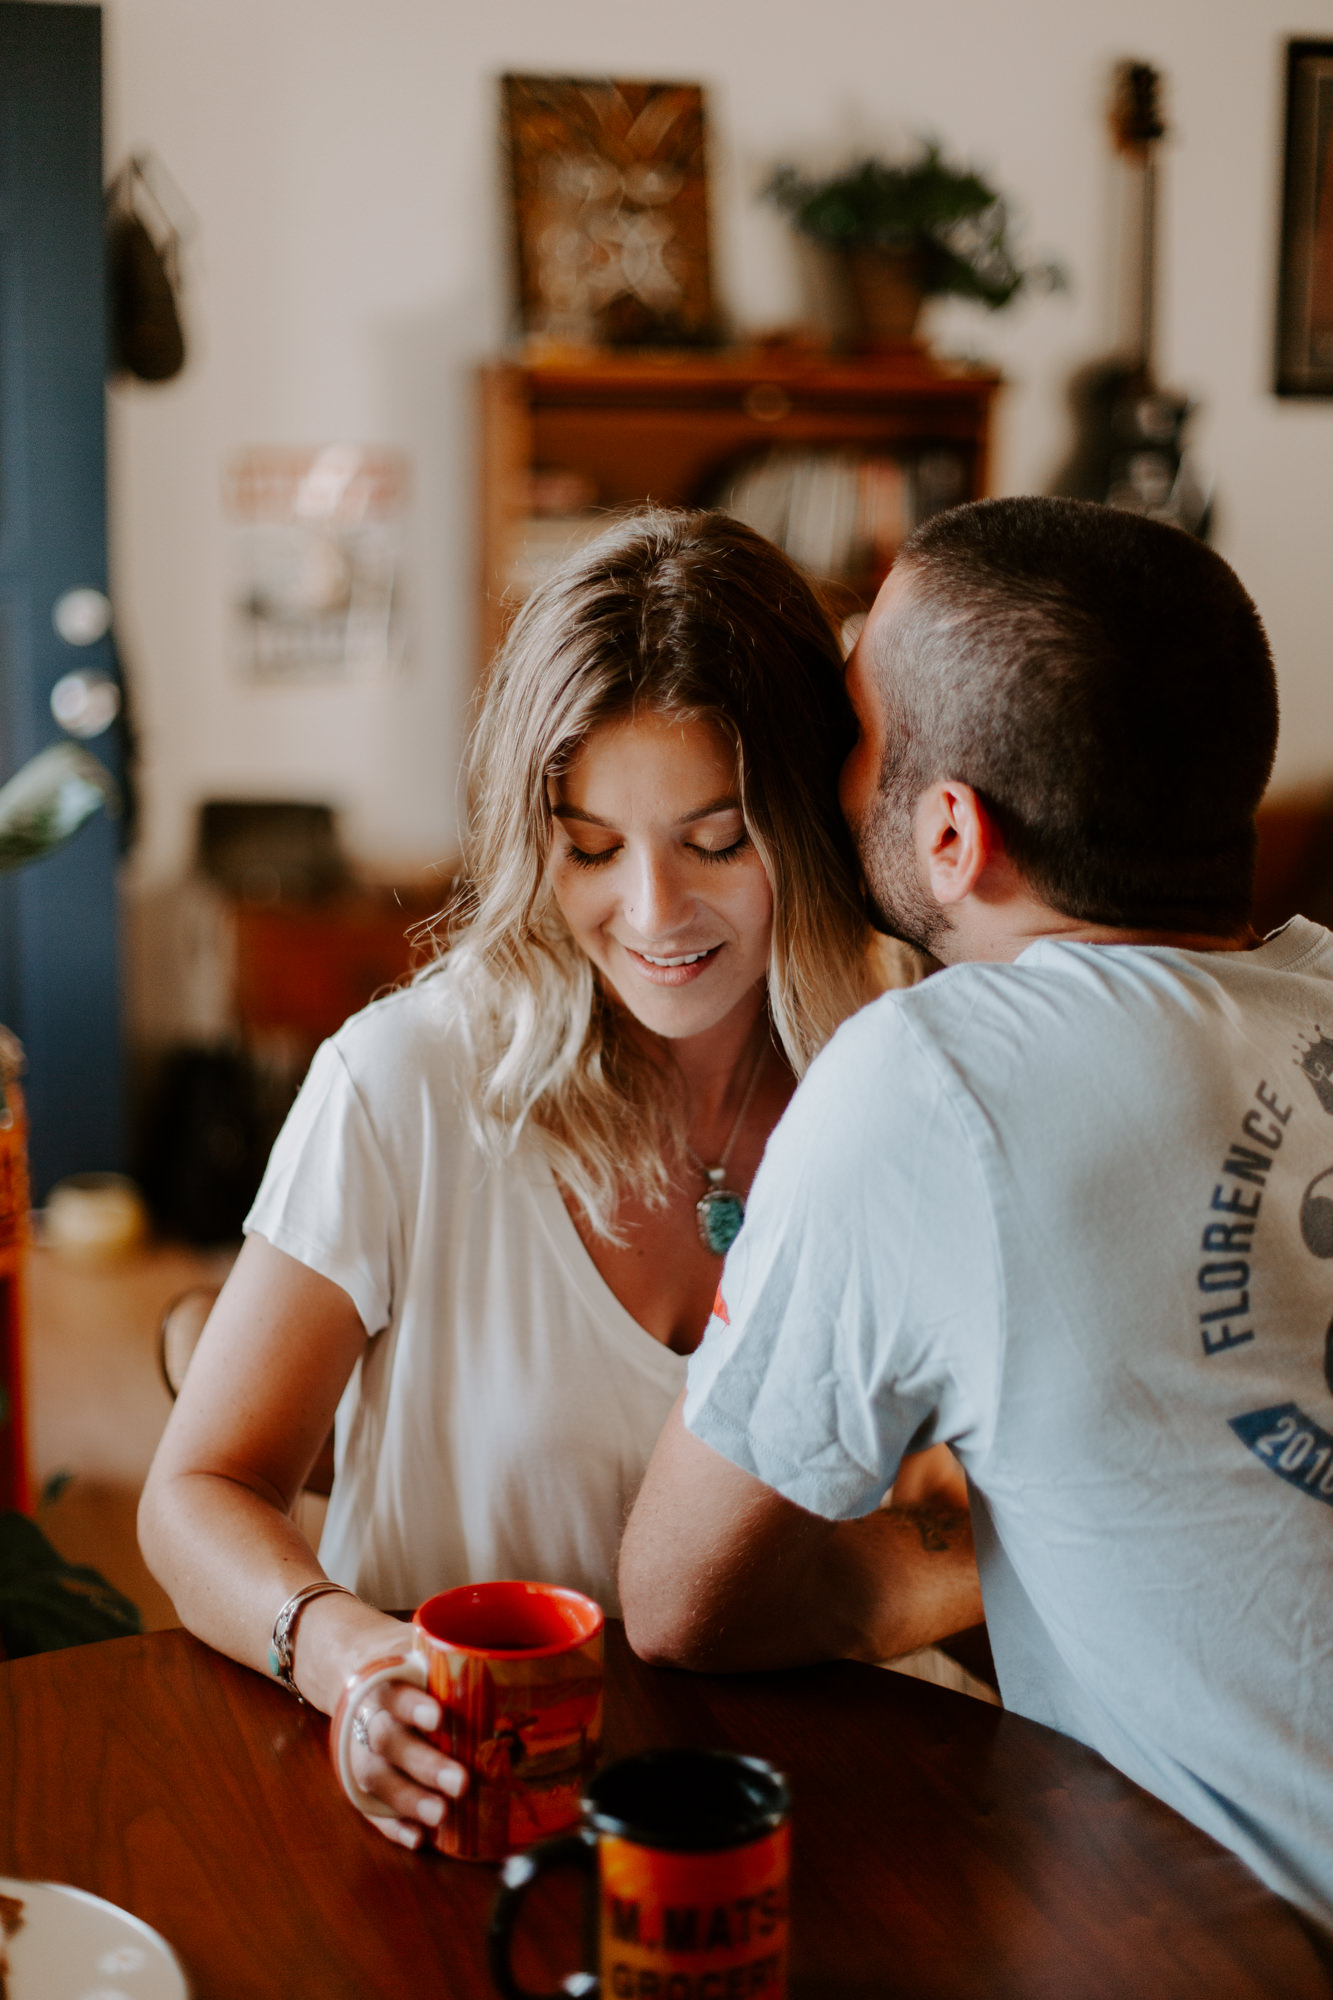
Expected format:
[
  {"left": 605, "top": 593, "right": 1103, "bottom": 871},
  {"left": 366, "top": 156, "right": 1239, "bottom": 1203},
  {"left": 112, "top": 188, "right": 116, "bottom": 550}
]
[{"left": 620, "top": 496, "right": 1333, "bottom": 1922}]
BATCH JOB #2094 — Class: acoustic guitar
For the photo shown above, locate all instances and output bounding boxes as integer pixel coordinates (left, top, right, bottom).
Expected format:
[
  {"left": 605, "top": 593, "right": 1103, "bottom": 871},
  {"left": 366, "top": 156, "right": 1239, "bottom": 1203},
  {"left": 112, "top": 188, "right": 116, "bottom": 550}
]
[{"left": 1058, "top": 62, "right": 1211, "bottom": 537}]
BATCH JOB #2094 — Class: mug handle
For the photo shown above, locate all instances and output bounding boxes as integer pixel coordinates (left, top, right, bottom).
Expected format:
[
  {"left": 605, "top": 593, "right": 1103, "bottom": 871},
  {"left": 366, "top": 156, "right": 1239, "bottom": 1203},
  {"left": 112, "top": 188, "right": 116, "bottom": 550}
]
[
  {"left": 488, "top": 1830, "right": 599, "bottom": 2000},
  {"left": 330, "top": 1649, "right": 429, "bottom": 1820}
]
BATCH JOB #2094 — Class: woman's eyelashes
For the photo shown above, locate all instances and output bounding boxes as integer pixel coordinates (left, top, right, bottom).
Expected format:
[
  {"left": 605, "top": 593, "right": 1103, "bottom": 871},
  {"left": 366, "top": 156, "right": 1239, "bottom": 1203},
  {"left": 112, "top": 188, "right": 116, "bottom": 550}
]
[
  {"left": 564, "top": 842, "right": 618, "bottom": 870},
  {"left": 689, "top": 832, "right": 752, "bottom": 864},
  {"left": 562, "top": 831, "right": 752, "bottom": 870}
]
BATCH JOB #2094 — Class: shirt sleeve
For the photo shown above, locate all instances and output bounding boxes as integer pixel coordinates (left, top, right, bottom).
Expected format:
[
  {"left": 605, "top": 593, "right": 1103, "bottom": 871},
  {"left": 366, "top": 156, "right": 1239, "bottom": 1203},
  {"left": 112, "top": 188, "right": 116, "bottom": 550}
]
[
  {"left": 244, "top": 1036, "right": 401, "bottom": 1337},
  {"left": 683, "top": 995, "right": 1000, "bottom": 1520}
]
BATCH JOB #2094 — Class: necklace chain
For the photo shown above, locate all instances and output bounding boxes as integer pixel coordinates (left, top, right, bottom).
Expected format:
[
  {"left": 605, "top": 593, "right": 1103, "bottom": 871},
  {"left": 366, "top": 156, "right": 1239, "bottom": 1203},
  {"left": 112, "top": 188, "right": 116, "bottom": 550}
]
[
  {"left": 682, "top": 1028, "right": 771, "bottom": 1255},
  {"left": 684, "top": 1033, "right": 769, "bottom": 1185}
]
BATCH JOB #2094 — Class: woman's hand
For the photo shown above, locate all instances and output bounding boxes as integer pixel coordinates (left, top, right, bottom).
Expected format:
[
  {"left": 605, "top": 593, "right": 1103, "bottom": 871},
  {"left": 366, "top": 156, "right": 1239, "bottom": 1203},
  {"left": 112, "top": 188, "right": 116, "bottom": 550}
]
[
  {"left": 295, "top": 1594, "right": 472, "bottom": 1852},
  {"left": 343, "top": 1679, "right": 469, "bottom": 1850}
]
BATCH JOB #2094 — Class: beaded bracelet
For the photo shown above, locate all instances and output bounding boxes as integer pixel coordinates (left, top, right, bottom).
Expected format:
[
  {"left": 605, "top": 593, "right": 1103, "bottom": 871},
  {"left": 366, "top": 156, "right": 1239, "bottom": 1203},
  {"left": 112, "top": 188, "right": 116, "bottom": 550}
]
[{"left": 268, "top": 1580, "right": 354, "bottom": 1701}]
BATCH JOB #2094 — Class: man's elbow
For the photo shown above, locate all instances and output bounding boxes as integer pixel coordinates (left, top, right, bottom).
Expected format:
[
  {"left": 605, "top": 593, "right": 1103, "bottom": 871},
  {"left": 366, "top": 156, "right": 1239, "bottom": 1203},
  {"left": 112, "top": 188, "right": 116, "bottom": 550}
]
[
  {"left": 620, "top": 1400, "right": 799, "bottom": 1671},
  {"left": 622, "top": 1604, "right": 692, "bottom": 1669},
  {"left": 620, "top": 1537, "right": 794, "bottom": 1674},
  {"left": 618, "top": 1524, "right": 717, "bottom": 1671},
  {"left": 136, "top": 1462, "right": 164, "bottom": 1555},
  {"left": 616, "top": 1504, "right": 740, "bottom": 1672}
]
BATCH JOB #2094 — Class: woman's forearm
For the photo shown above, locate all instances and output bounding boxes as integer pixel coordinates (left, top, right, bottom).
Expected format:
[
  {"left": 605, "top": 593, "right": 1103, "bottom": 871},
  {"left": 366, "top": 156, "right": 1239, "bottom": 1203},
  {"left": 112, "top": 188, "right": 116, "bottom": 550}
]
[
  {"left": 138, "top": 1466, "right": 400, "bottom": 1713},
  {"left": 136, "top": 1238, "right": 463, "bottom": 1844},
  {"left": 138, "top": 1233, "right": 400, "bottom": 1711}
]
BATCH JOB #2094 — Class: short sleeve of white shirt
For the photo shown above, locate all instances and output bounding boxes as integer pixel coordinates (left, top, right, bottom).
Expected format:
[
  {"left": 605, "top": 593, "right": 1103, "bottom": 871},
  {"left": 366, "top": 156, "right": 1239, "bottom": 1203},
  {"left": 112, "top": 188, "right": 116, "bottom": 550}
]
[
  {"left": 245, "top": 1037, "right": 401, "bottom": 1339},
  {"left": 684, "top": 993, "right": 1001, "bottom": 1518}
]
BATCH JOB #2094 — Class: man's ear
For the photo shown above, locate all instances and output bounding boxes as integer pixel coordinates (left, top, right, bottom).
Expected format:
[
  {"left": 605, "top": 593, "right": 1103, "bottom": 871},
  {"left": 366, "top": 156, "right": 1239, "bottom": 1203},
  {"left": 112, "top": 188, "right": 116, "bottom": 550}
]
[{"left": 916, "top": 780, "right": 1001, "bottom": 908}]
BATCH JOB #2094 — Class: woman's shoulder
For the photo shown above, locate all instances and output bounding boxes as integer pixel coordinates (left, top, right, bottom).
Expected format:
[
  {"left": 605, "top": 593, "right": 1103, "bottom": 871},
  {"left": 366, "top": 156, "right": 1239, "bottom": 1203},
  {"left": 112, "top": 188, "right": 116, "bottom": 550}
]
[{"left": 322, "top": 968, "right": 477, "bottom": 1109}]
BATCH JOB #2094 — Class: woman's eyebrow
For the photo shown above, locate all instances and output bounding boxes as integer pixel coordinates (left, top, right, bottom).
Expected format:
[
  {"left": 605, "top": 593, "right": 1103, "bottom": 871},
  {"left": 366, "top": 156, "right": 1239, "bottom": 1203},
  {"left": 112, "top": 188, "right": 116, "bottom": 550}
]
[
  {"left": 551, "top": 796, "right": 742, "bottom": 828},
  {"left": 675, "top": 794, "right": 741, "bottom": 825},
  {"left": 550, "top": 803, "right": 607, "bottom": 826}
]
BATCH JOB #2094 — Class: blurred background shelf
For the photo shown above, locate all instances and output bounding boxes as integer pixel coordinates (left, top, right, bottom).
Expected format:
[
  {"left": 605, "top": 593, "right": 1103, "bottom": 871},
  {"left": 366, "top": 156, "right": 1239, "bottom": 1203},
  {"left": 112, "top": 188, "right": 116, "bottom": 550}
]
[
  {"left": 233, "top": 881, "right": 443, "bottom": 1060},
  {"left": 479, "top": 347, "right": 1002, "bottom": 667},
  {"left": 132, "top": 873, "right": 445, "bottom": 1249}
]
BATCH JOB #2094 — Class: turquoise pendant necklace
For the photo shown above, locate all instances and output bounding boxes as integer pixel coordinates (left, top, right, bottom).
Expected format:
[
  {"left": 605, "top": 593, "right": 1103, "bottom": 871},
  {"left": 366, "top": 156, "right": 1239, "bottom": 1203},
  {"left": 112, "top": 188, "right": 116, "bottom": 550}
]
[{"left": 688, "top": 1039, "right": 768, "bottom": 1256}]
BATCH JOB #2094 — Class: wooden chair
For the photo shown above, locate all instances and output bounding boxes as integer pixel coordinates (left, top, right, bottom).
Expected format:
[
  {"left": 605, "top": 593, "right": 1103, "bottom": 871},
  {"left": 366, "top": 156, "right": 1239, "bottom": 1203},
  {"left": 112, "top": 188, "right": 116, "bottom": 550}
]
[{"left": 157, "top": 1286, "right": 337, "bottom": 1497}]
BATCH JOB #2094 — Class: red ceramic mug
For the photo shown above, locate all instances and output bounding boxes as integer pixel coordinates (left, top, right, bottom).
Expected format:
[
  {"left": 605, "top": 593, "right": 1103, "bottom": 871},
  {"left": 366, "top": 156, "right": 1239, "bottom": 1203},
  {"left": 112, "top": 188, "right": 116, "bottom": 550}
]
[{"left": 331, "top": 1580, "right": 604, "bottom": 1863}]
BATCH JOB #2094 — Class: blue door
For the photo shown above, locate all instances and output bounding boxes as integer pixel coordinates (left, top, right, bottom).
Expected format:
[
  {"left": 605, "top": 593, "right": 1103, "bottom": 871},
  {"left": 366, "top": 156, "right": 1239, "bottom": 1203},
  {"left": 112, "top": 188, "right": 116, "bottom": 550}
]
[{"left": 0, "top": 2, "right": 125, "bottom": 1199}]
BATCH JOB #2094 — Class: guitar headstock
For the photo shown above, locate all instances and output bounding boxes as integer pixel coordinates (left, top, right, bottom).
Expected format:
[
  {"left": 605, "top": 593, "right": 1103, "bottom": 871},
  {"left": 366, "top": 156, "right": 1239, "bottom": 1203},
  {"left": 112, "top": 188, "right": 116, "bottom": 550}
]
[{"left": 1111, "top": 61, "right": 1166, "bottom": 158}]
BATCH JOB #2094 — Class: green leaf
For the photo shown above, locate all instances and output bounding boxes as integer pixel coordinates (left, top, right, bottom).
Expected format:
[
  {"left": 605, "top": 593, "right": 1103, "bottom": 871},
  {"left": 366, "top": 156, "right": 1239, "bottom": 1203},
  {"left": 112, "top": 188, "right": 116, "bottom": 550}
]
[
  {"left": 0, "top": 743, "right": 119, "bottom": 875},
  {"left": 0, "top": 1510, "right": 141, "bottom": 1656}
]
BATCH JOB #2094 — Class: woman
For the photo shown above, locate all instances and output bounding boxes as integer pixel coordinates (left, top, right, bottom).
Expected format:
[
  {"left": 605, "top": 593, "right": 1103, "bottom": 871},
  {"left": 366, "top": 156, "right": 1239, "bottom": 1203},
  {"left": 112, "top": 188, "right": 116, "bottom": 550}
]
[{"left": 139, "top": 508, "right": 924, "bottom": 1849}]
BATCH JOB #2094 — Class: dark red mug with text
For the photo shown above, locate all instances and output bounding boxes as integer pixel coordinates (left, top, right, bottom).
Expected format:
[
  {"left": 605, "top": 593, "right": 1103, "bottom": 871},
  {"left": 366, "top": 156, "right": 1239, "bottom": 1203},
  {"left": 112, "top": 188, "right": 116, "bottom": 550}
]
[{"left": 489, "top": 1748, "right": 790, "bottom": 1999}]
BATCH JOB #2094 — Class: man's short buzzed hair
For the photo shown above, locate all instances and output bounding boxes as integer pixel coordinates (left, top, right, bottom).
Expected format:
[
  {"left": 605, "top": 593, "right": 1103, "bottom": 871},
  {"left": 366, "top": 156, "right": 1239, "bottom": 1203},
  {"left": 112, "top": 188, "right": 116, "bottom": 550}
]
[{"left": 878, "top": 496, "right": 1279, "bottom": 934}]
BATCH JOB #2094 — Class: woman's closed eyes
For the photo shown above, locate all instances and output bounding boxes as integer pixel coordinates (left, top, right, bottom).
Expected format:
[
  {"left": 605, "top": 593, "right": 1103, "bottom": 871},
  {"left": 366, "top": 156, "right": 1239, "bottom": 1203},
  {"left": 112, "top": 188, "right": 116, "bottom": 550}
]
[{"left": 562, "top": 830, "right": 753, "bottom": 870}]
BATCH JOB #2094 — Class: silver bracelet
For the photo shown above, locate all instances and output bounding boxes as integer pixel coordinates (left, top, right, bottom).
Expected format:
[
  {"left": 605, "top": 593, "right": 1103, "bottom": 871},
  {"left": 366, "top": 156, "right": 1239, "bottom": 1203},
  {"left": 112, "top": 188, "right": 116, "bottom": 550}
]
[{"left": 268, "top": 1580, "right": 353, "bottom": 1701}]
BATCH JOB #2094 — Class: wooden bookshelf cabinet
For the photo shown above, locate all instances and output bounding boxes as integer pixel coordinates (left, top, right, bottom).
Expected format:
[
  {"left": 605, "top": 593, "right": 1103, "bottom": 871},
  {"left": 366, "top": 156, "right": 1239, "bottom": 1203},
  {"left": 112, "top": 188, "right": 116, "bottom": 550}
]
[{"left": 477, "top": 347, "right": 1002, "bottom": 668}]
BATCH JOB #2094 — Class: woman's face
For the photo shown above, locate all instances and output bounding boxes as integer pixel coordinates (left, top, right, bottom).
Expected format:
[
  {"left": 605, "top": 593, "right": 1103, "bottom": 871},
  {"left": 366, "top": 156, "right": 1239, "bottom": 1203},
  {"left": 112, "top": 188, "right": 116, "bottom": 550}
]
[{"left": 547, "top": 710, "right": 773, "bottom": 1045}]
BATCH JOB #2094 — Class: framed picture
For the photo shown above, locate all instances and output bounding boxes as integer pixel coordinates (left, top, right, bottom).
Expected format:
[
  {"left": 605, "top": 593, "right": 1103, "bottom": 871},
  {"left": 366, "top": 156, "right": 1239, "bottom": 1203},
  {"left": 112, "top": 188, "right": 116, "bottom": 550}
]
[
  {"left": 224, "top": 447, "right": 409, "bottom": 684},
  {"left": 1276, "top": 40, "right": 1333, "bottom": 395},
  {"left": 502, "top": 74, "right": 716, "bottom": 349}
]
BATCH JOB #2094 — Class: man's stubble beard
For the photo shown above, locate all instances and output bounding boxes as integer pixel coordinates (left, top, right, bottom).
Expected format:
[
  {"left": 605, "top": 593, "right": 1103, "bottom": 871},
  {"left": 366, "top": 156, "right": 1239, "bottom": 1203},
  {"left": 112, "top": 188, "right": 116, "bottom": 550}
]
[{"left": 847, "top": 779, "right": 953, "bottom": 959}]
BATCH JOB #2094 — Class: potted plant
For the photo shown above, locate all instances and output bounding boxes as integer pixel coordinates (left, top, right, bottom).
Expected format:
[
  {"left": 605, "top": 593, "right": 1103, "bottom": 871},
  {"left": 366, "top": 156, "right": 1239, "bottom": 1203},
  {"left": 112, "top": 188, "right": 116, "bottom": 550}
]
[{"left": 765, "top": 143, "right": 1065, "bottom": 350}]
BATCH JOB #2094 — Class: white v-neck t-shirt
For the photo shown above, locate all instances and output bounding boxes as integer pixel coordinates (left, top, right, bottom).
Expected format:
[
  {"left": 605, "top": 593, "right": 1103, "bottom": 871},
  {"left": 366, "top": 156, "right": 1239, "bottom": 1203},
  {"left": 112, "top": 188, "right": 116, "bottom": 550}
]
[{"left": 245, "top": 979, "right": 687, "bottom": 1616}]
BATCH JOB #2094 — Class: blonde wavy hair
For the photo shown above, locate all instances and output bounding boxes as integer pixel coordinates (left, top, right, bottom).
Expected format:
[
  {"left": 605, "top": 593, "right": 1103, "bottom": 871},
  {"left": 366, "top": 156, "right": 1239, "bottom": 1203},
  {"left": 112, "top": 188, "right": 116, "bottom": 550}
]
[{"left": 425, "top": 507, "right": 876, "bottom": 1236}]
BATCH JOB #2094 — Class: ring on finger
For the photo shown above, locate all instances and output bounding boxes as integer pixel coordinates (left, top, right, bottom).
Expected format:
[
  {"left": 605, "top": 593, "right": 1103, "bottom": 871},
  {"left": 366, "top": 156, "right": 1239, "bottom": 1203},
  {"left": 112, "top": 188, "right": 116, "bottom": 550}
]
[{"left": 352, "top": 1706, "right": 373, "bottom": 1749}]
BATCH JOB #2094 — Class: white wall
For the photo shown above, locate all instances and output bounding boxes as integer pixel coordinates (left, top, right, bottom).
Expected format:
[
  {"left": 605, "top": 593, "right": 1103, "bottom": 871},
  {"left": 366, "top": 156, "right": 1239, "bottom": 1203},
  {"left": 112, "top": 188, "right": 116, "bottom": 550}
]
[{"left": 102, "top": 0, "right": 1333, "bottom": 892}]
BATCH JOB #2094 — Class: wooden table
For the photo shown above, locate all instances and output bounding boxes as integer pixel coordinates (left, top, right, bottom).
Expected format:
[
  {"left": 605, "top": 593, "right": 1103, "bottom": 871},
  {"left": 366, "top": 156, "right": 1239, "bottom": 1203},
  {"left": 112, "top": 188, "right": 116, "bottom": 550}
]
[{"left": 0, "top": 1624, "right": 1327, "bottom": 1999}]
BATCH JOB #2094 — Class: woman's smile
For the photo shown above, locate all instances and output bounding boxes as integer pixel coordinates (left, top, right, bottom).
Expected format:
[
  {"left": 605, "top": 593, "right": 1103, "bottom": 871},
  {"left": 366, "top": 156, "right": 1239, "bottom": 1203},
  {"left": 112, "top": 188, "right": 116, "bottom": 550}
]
[{"left": 621, "top": 941, "right": 725, "bottom": 984}]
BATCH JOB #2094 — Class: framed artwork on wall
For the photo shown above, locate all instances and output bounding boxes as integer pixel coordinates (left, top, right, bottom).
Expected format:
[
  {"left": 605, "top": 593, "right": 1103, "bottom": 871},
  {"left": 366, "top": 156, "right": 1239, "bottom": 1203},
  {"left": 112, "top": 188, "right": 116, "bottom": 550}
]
[
  {"left": 502, "top": 74, "right": 716, "bottom": 349},
  {"left": 224, "top": 447, "right": 410, "bottom": 683},
  {"left": 1276, "top": 39, "right": 1333, "bottom": 395}
]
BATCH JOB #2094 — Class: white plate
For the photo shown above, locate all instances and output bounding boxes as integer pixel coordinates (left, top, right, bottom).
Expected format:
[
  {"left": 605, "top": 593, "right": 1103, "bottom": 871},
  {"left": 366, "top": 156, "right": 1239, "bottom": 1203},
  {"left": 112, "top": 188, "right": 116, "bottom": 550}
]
[{"left": 0, "top": 1877, "right": 189, "bottom": 1999}]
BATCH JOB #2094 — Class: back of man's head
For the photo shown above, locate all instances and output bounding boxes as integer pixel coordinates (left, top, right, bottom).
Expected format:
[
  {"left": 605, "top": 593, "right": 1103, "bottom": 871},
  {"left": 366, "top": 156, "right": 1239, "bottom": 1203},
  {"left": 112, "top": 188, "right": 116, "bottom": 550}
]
[{"left": 878, "top": 497, "right": 1278, "bottom": 935}]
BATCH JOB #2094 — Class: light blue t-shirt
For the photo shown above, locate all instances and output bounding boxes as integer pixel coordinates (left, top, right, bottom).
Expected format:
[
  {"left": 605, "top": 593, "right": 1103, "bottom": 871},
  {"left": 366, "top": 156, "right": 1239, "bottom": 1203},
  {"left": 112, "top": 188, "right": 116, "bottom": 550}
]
[{"left": 685, "top": 917, "right": 1333, "bottom": 1921}]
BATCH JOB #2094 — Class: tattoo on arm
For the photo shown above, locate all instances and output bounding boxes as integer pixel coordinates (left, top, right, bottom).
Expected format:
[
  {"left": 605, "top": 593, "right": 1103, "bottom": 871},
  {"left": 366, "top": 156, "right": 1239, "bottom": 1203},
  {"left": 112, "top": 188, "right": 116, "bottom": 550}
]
[{"left": 901, "top": 1505, "right": 971, "bottom": 1554}]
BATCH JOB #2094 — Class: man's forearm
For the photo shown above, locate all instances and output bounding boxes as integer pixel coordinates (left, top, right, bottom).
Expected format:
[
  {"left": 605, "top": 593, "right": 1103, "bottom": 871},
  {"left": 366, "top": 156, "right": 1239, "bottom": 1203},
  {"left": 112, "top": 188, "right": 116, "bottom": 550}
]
[
  {"left": 619, "top": 1403, "right": 983, "bottom": 1672},
  {"left": 821, "top": 1502, "right": 982, "bottom": 1665}
]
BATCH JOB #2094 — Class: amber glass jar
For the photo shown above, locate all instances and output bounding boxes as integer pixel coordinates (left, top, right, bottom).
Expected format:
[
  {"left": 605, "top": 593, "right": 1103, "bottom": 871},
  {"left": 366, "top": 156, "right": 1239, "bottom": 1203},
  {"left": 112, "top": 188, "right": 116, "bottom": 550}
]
[{"left": 0, "top": 1029, "right": 31, "bottom": 1511}]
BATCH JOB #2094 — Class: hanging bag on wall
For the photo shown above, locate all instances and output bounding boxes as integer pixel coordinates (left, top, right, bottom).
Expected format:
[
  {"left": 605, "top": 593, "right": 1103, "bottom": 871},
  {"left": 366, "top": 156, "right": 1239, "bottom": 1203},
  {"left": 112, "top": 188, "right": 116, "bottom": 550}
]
[{"left": 106, "top": 154, "right": 188, "bottom": 383}]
